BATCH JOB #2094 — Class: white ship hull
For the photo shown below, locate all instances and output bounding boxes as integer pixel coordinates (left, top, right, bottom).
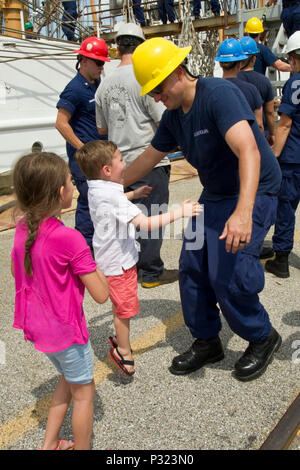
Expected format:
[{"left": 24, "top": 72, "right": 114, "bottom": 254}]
[{"left": 0, "top": 35, "right": 118, "bottom": 174}]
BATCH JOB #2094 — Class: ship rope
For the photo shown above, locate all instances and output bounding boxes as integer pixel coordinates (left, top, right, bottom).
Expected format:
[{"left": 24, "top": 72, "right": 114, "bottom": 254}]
[{"left": 178, "top": 0, "right": 219, "bottom": 77}]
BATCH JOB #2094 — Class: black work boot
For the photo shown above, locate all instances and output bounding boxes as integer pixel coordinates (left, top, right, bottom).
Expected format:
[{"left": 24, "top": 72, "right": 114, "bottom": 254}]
[
  {"left": 234, "top": 328, "right": 282, "bottom": 382},
  {"left": 169, "top": 336, "right": 224, "bottom": 375},
  {"left": 259, "top": 246, "right": 274, "bottom": 259},
  {"left": 265, "top": 252, "right": 290, "bottom": 278}
]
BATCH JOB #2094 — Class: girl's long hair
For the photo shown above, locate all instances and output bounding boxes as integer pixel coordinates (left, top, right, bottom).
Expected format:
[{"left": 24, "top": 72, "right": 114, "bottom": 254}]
[{"left": 13, "top": 152, "right": 69, "bottom": 276}]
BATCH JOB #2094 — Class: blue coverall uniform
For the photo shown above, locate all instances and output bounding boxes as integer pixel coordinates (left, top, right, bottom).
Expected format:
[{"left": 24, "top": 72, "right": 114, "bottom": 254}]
[
  {"left": 62, "top": 1, "right": 78, "bottom": 41},
  {"left": 157, "top": 0, "right": 176, "bottom": 23},
  {"left": 56, "top": 72, "right": 107, "bottom": 248},
  {"left": 281, "top": 0, "right": 300, "bottom": 38},
  {"left": 272, "top": 72, "right": 300, "bottom": 252},
  {"left": 132, "top": 0, "right": 146, "bottom": 26},
  {"left": 151, "top": 78, "right": 282, "bottom": 342},
  {"left": 193, "top": 0, "right": 220, "bottom": 17}
]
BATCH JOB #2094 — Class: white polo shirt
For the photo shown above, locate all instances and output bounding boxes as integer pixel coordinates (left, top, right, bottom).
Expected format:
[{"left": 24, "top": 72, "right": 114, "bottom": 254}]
[{"left": 87, "top": 180, "right": 141, "bottom": 276}]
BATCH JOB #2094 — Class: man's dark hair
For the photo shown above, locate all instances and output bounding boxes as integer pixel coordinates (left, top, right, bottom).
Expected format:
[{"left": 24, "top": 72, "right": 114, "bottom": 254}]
[{"left": 117, "top": 35, "right": 144, "bottom": 55}]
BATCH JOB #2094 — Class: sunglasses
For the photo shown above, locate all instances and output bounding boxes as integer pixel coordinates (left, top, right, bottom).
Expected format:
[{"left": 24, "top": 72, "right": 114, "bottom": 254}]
[
  {"left": 89, "top": 58, "right": 105, "bottom": 67},
  {"left": 148, "top": 83, "right": 164, "bottom": 97}
]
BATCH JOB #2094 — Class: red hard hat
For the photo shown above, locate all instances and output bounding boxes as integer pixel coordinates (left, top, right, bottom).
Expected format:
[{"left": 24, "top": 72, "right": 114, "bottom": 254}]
[{"left": 74, "top": 37, "right": 110, "bottom": 62}]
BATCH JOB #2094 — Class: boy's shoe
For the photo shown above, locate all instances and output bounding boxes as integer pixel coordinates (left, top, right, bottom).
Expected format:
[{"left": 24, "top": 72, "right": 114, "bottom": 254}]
[
  {"left": 141, "top": 269, "right": 179, "bottom": 288},
  {"left": 233, "top": 328, "right": 282, "bottom": 382}
]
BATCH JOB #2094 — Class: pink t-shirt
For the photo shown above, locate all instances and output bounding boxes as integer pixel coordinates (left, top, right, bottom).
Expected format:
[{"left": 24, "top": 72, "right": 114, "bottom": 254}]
[{"left": 11, "top": 217, "right": 97, "bottom": 353}]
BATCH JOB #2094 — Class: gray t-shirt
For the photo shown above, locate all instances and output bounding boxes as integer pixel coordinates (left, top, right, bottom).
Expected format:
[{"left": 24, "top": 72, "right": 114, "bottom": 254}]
[{"left": 95, "top": 64, "right": 169, "bottom": 167}]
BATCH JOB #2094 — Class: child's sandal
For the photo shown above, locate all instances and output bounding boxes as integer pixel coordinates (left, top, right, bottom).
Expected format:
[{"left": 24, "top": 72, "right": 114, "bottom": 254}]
[{"left": 109, "top": 347, "right": 135, "bottom": 377}]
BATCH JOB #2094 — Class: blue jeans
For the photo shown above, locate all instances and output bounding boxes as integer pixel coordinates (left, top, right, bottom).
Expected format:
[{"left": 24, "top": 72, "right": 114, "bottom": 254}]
[
  {"left": 179, "top": 195, "right": 277, "bottom": 342},
  {"left": 126, "top": 165, "right": 171, "bottom": 282}
]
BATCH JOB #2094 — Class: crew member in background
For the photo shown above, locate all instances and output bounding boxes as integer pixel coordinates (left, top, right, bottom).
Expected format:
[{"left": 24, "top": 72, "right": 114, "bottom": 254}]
[
  {"left": 267, "top": 0, "right": 300, "bottom": 38},
  {"left": 56, "top": 37, "right": 110, "bottom": 251},
  {"left": 157, "top": 0, "right": 176, "bottom": 24},
  {"left": 265, "top": 31, "right": 300, "bottom": 278},
  {"left": 239, "top": 36, "right": 276, "bottom": 145},
  {"left": 62, "top": 1, "right": 78, "bottom": 41},
  {"left": 244, "top": 17, "right": 291, "bottom": 75},
  {"left": 215, "top": 38, "right": 264, "bottom": 134}
]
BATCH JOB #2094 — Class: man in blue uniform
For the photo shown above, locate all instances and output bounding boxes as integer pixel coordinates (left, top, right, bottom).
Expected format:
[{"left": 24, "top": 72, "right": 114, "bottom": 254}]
[
  {"left": 124, "top": 38, "right": 282, "bottom": 382},
  {"left": 157, "top": 0, "right": 176, "bottom": 24},
  {"left": 265, "top": 31, "right": 300, "bottom": 277},
  {"left": 132, "top": 1, "right": 146, "bottom": 27},
  {"left": 62, "top": 1, "right": 78, "bottom": 41},
  {"left": 193, "top": 0, "right": 220, "bottom": 19},
  {"left": 268, "top": 0, "right": 300, "bottom": 38},
  {"left": 238, "top": 36, "right": 275, "bottom": 145},
  {"left": 56, "top": 37, "right": 110, "bottom": 250},
  {"left": 215, "top": 38, "right": 264, "bottom": 134},
  {"left": 244, "top": 17, "right": 291, "bottom": 75}
]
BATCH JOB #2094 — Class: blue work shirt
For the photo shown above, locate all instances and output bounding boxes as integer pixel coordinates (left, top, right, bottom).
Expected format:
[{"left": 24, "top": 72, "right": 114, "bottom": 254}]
[
  {"left": 278, "top": 72, "right": 300, "bottom": 164},
  {"left": 57, "top": 72, "right": 106, "bottom": 179},
  {"left": 151, "top": 77, "right": 281, "bottom": 199},
  {"left": 238, "top": 70, "right": 274, "bottom": 136},
  {"left": 226, "top": 77, "right": 262, "bottom": 112},
  {"left": 238, "top": 70, "right": 274, "bottom": 104},
  {"left": 254, "top": 43, "right": 277, "bottom": 75}
]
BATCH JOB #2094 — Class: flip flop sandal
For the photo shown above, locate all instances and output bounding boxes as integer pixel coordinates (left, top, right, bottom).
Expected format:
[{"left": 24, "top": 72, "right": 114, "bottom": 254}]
[
  {"left": 108, "top": 336, "right": 133, "bottom": 353},
  {"left": 108, "top": 336, "right": 118, "bottom": 349},
  {"left": 56, "top": 439, "right": 74, "bottom": 450},
  {"left": 39, "top": 439, "right": 74, "bottom": 450},
  {"left": 109, "top": 347, "right": 135, "bottom": 377}
]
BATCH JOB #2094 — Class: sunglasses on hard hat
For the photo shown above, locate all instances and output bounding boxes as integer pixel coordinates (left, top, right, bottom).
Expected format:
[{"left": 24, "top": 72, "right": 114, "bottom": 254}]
[{"left": 89, "top": 58, "right": 105, "bottom": 67}]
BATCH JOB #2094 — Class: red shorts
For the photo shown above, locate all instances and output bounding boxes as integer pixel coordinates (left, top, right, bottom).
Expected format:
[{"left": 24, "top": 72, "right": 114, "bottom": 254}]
[{"left": 106, "top": 265, "right": 139, "bottom": 319}]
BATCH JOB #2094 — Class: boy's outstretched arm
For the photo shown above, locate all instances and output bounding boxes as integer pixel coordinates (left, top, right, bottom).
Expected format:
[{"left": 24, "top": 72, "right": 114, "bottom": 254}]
[{"left": 131, "top": 200, "right": 202, "bottom": 231}]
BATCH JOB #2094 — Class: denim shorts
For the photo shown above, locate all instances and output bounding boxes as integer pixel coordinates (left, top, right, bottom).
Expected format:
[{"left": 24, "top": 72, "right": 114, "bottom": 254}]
[{"left": 45, "top": 340, "right": 94, "bottom": 385}]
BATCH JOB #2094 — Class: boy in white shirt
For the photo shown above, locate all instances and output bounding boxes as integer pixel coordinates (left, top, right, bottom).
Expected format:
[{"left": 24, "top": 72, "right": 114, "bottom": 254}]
[{"left": 76, "top": 140, "right": 202, "bottom": 377}]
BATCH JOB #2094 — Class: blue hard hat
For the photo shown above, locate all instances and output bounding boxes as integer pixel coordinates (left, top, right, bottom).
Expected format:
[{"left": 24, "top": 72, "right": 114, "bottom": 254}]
[
  {"left": 215, "top": 38, "right": 248, "bottom": 62},
  {"left": 239, "top": 36, "right": 259, "bottom": 55}
]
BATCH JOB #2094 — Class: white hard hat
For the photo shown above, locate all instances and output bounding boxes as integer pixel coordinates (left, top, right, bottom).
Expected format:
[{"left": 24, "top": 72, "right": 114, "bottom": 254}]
[
  {"left": 116, "top": 22, "right": 145, "bottom": 42},
  {"left": 285, "top": 31, "right": 300, "bottom": 55}
]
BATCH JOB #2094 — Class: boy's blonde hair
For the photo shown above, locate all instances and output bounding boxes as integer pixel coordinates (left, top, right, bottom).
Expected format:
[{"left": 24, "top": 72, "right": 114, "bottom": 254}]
[{"left": 76, "top": 140, "right": 117, "bottom": 180}]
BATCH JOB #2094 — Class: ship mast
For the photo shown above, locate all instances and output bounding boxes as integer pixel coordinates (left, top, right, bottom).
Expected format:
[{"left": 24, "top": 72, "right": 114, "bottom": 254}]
[{"left": 1, "top": 0, "right": 23, "bottom": 38}]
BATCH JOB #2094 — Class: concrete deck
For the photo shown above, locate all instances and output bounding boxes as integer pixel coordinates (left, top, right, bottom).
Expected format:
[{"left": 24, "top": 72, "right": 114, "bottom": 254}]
[{"left": 0, "top": 173, "right": 299, "bottom": 451}]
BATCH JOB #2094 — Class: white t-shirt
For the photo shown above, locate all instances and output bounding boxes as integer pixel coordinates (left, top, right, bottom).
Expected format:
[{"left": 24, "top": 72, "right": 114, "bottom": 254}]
[
  {"left": 88, "top": 179, "right": 142, "bottom": 276},
  {"left": 95, "top": 64, "right": 169, "bottom": 167}
]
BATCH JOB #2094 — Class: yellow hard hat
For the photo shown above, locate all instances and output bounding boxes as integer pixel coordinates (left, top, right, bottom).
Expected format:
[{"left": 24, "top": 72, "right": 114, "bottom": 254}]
[
  {"left": 244, "top": 17, "right": 264, "bottom": 34},
  {"left": 132, "top": 38, "right": 191, "bottom": 96}
]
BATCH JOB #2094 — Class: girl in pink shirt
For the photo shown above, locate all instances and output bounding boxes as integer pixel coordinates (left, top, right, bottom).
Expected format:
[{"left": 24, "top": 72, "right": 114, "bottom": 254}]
[{"left": 11, "top": 152, "right": 109, "bottom": 450}]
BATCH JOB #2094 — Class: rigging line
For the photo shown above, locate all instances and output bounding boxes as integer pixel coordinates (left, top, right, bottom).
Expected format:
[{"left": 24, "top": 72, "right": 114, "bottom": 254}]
[
  {"left": 1, "top": 27, "right": 80, "bottom": 48},
  {"left": 18, "top": 0, "right": 90, "bottom": 34},
  {"left": 0, "top": 51, "right": 78, "bottom": 63}
]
